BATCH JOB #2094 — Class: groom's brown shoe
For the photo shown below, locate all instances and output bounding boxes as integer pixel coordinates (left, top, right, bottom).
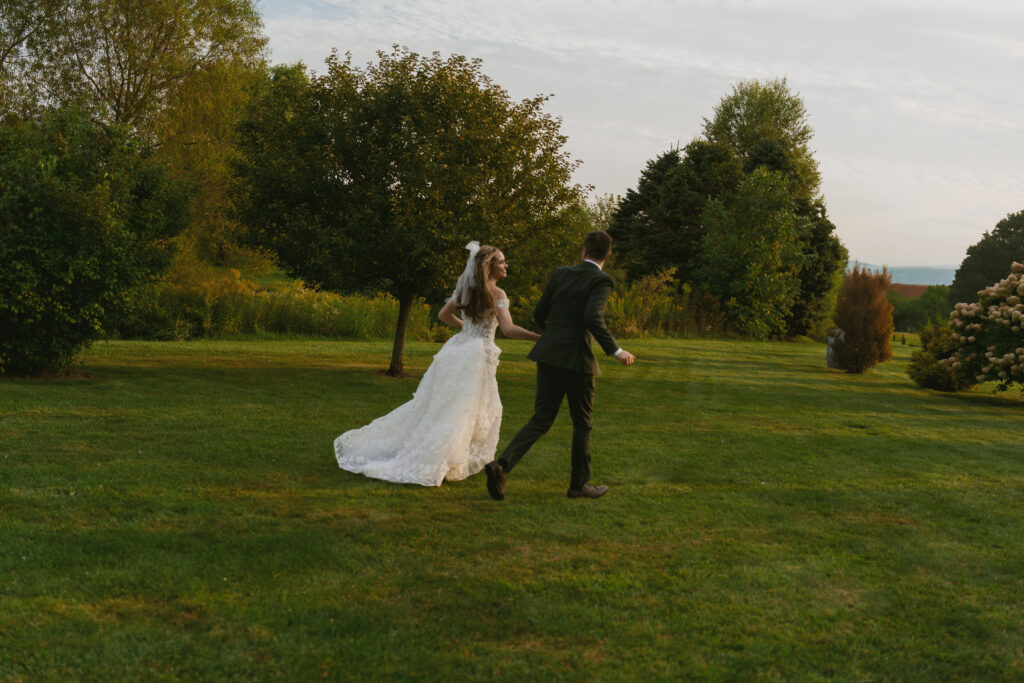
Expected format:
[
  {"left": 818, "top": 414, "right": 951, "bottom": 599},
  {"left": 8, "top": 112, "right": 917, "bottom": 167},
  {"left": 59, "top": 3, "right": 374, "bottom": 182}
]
[
  {"left": 485, "top": 461, "right": 506, "bottom": 501},
  {"left": 566, "top": 484, "right": 608, "bottom": 499}
]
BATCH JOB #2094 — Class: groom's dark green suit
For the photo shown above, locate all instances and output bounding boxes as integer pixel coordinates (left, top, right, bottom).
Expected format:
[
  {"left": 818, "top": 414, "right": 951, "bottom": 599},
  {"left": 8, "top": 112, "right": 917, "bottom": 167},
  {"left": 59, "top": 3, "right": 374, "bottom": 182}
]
[{"left": 497, "top": 261, "right": 620, "bottom": 490}]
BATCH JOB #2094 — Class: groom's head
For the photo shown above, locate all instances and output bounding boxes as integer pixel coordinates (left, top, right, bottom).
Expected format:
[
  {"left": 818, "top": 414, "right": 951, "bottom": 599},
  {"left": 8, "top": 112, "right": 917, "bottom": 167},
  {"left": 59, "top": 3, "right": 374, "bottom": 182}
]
[{"left": 582, "top": 230, "right": 612, "bottom": 263}]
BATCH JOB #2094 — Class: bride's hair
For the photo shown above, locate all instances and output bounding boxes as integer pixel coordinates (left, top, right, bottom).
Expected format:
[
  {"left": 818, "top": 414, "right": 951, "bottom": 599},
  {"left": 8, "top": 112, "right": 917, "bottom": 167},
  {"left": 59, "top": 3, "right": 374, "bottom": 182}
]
[{"left": 457, "top": 244, "right": 501, "bottom": 321}]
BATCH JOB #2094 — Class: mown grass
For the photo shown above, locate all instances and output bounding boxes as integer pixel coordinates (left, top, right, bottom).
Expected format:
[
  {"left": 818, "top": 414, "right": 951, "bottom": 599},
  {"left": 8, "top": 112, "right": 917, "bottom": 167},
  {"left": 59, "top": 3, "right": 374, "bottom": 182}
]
[{"left": 2, "top": 338, "right": 1023, "bottom": 680}]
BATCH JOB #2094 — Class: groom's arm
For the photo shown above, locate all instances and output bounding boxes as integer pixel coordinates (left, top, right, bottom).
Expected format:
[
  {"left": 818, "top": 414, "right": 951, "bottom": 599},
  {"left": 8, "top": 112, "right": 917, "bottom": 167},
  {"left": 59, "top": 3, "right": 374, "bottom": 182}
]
[
  {"left": 532, "top": 269, "right": 559, "bottom": 330},
  {"left": 584, "top": 276, "right": 620, "bottom": 357}
]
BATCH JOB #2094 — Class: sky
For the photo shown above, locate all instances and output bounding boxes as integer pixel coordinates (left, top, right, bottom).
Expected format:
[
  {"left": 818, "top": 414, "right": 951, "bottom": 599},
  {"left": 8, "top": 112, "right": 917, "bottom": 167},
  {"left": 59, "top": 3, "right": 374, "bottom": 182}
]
[{"left": 258, "top": 0, "right": 1024, "bottom": 267}]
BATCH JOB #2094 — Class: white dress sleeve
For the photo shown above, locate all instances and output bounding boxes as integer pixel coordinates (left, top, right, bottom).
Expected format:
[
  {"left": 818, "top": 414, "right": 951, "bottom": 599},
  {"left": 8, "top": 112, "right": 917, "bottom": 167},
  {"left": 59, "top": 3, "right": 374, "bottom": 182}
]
[{"left": 496, "top": 299, "right": 509, "bottom": 310}]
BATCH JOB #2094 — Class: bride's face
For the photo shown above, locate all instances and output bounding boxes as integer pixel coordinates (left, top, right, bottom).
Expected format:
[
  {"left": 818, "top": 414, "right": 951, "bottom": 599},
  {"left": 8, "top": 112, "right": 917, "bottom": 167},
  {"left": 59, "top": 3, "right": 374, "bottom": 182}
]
[{"left": 491, "top": 252, "right": 508, "bottom": 281}]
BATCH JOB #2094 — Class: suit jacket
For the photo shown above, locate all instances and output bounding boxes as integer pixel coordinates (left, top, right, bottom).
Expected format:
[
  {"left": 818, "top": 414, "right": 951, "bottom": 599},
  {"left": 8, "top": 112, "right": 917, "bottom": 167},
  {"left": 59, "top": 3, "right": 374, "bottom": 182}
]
[{"left": 527, "top": 261, "right": 619, "bottom": 375}]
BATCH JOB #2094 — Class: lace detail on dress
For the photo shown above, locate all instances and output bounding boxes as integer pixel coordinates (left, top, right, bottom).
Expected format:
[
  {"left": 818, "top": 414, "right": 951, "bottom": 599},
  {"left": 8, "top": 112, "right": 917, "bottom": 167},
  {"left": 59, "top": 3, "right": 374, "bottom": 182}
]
[{"left": 334, "top": 301, "right": 504, "bottom": 487}]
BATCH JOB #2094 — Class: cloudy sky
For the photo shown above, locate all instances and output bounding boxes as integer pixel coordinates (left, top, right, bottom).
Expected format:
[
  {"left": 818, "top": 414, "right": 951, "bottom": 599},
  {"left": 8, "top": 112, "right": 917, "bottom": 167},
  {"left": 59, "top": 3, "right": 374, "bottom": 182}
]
[{"left": 259, "top": 0, "right": 1024, "bottom": 267}]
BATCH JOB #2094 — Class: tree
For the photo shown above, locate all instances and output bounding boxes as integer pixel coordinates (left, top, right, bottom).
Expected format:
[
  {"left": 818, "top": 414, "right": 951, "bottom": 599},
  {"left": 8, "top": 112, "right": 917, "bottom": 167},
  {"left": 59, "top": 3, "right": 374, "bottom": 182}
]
[
  {"left": 0, "top": 106, "right": 188, "bottom": 375},
  {"left": 704, "top": 81, "right": 844, "bottom": 338},
  {"left": 943, "top": 262, "right": 1024, "bottom": 392},
  {"left": 785, "top": 200, "right": 847, "bottom": 337},
  {"left": 696, "top": 168, "right": 808, "bottom": 339},
  {"left": 950, "top": 210, "right": 1024, "bottom": 306},
  {"left": 612, "top": 79, "right": 845, "bottom": 338},
  {"left": 11, "top": 0, "right": 266, "bottom": 130},
  {"left": 1, "top": 1, "right": 59, "bottom": 116},
  {"left": 832, "top": 265, "right": 894, "bottom": 373},
  {"left": 890, "top": 285, "right": 951, "bottom": 332},
  {"left": 234, "top": 48, "right": 584, "bottom": 375},
  {"left": 608, "top": 140, "right": 742, "bottom": 283},
  {"left": 2, "top": 0, "right": 267, "bottom": 265},
  {"left": 702, "top": 77, "right": 820, "bottom": 201}
]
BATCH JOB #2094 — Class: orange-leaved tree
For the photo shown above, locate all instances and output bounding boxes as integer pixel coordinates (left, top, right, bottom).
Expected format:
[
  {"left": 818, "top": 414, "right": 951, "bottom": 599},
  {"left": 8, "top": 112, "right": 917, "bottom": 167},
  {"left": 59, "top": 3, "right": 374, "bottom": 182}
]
[{"left": 832, "top": 264, "right": 894, "bottom": 373}]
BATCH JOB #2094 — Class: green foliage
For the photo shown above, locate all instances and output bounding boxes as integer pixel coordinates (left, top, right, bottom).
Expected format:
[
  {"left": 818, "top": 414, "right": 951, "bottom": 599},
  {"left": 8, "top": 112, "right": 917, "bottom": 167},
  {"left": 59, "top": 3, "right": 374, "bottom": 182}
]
[
  {"left": 950, "top": 210, "right": 1024, "bottom": 305},
  {"left": 2, "top": 0, "right": 268, "bottom": 268},
  {"left": 702, "top": 77, "right": 820, "bottom": 200},
  {"left": 0, "top": 0, "right": 62, "bottom": 114},
  {"left": 944, "top": 262, "right": 1024, "bottom": 391},
  {"left": 696, "top": 168, "right": 807, "bottom": 339},
  {"left": 6, "top": 0, "right": 266, "bottom": 129},
  {"left": 889, "top": 285, "right": 952, "bottom": 333},
  {"left": 601, "top": 268, "right": 724, "bottom": 337},
  {"left": 0, "top": 106, "right": 188, "bottom": 375},
  {"left": 611, "top": 79, "right": 845, "bottom": 340},
  {"left": 784, "top": 201, "right": 848, "bottom": 338},
  {"left": 114, "top": 268, "right": 444, "bottom": 342},
  {"left": 907, "top": 323, "right": 975, "bottom": 392},
  {"left": 609, "top": 142, "right": 743, "bottom": 283},
  {"left": 832, "top": 265, "right": 894, "bottom": 373},
  {"left": 234, "top": 47, "right": 584, "bottom": 375}
]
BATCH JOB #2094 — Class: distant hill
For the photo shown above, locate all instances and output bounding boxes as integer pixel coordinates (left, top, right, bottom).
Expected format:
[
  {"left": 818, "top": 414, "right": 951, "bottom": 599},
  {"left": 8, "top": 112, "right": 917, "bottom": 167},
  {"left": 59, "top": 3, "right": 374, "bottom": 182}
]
[{"left": 849, "top": 263, "right": 956, "bottom": 286}]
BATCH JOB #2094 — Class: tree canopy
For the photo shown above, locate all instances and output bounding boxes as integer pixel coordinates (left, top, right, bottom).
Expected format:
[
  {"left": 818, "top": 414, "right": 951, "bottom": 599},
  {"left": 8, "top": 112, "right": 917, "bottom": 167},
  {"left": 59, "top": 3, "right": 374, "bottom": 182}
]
[
  {"left": 234, "top": 48, "right": 585, "bottom": 375},
  {"left": 702, "top": 77, "right": 820, "bottom": 201},
  {"left": 610, "top": 78, "right": 846, "bottom": 339},
  {"left": 0, "top": 106, "right": 189, "bottom": 374},
  {"left": 2, "top": 0, "right": 267, "bottom": 265},
  {"left": 950, "top": 210, "right": 1024, "bottom": 306}
]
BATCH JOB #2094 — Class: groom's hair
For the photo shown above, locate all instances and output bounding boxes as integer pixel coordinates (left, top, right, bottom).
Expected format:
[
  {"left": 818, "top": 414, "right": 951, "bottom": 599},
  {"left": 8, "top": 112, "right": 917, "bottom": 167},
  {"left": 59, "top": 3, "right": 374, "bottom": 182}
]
[{"left": 583, "top": 230, "right": 612, "bottom": 261}]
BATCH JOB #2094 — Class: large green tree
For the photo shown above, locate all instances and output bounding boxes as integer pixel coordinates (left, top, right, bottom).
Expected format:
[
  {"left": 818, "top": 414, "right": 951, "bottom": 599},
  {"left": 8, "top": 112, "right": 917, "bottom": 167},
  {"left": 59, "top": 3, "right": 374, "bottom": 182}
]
[
  {"left": 608, "top": 140, "right": 742, "bottom": 283},
  {"left": 12, "top": 0, "right": 266, "bottom": 130},
  {"left": 611, "top": 79, "right": 845, "bottom": 338},
  {"left": 702, "top": 77, "right": 820, "bottom": 201},
  {"left": 0, "top": 106, "right": 188, "bottom": 374},
  {"left": 696, "top": 168, "right": 808, "bottom": 338},
  {"left": 234, "top": 48, "right": 584, "bottom": 375},
  {"left": 3, "top": 0, "right": 267, "bottom": 264},
  {"left": 950, "top": 210, "right": 1024, "bottom": 306},
  {"left": 703, "top": 79, "right": 844, "bottom": 337},
  {"left": 0, "top": 0, "right": 64, "bottom": 115}
]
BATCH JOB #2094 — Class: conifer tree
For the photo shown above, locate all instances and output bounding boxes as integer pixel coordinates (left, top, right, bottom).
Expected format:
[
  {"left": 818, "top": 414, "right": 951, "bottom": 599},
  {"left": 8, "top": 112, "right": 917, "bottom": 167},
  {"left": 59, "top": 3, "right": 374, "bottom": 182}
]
[{"left": 832, "top": 265, "right": 894, "bottom": 373}]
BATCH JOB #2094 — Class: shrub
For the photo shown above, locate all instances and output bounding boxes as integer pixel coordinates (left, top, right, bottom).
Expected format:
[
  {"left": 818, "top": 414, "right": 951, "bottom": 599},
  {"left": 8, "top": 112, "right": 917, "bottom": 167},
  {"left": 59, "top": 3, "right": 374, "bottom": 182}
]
[
  {"left": 114, "top": 267, "right": 445, "bottom": 342},
  {"left": 942, "top": 262, "right": 1024, "bottom": 392},
  {"left": 0, "top": 107, "right": 187, "bottom": 375},
  {"left": 832, "top": 264, "right": 894, "bottom": 373},
  {"left": 605, "top": 268, "right": 681, "bottom": 336},
  {"left": 907, "top": 323, "right": 974, "bottom": 391}
]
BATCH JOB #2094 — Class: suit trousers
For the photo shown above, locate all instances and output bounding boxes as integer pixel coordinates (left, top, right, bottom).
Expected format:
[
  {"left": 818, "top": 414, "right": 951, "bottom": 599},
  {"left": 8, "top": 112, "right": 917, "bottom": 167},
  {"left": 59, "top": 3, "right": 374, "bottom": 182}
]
[{"left": 498, "top": 362, "right": 595, "bottom": 490}]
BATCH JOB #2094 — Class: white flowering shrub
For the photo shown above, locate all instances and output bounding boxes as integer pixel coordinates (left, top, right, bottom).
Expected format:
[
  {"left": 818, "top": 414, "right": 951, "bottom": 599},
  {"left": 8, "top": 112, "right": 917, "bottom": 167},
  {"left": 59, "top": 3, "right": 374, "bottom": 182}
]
[{"left": 943, "top": 262, "right": 1024, "bottom": 391}]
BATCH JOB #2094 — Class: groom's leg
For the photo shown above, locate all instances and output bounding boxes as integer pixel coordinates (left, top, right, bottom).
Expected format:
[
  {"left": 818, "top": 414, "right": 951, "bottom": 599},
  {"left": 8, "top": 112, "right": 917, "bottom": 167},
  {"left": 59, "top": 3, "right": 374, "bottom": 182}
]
[
  {"left": 498, "top": 363, "right": 565, "bottom": 472},
  {"left": 565, "top": 371, "right": 596, "bottom": 490}
]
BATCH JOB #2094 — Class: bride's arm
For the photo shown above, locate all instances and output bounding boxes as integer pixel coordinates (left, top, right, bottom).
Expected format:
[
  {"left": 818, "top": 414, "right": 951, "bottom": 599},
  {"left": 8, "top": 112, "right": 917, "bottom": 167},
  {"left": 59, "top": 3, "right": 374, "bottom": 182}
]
[
  {"left": 496, "top": 306, "right": 540, "bottom": 342},
  {"left": 438, "top": 298, "right": 463, "bottom": 329}
]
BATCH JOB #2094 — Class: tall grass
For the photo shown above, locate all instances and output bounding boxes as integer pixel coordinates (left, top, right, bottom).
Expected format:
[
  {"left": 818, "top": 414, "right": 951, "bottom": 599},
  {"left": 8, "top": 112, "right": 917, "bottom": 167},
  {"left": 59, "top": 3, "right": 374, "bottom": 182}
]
[
  {"left": 604, "top": 268, "right": 724, "bottom": 337},
  {"left": 116, "top": 264, "right": 729, "bottom": 342},
  {"left": 116, "top": 269, "right": 446, "bottom": 342}
]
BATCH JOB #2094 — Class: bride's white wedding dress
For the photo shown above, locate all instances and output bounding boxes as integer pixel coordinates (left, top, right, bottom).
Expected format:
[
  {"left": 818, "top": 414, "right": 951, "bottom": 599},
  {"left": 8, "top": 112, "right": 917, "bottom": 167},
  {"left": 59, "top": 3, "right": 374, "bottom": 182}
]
[{"left": 334, "top": 300, "right": 507, "bottom": 486}]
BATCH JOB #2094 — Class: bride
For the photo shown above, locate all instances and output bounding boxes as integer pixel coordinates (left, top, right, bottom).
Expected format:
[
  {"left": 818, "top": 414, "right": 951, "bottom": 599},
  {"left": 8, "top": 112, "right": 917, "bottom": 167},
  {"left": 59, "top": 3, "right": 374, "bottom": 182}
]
[{"left": 334, "top": 241, "right": 540, "bottom": 486}]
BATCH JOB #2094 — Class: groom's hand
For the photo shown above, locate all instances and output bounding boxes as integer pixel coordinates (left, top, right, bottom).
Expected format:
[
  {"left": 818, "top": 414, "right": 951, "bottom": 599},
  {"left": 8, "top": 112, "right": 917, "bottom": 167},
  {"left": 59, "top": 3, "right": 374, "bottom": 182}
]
[{"left": 616, "top": 349, "right": 636, "bottom": 366}]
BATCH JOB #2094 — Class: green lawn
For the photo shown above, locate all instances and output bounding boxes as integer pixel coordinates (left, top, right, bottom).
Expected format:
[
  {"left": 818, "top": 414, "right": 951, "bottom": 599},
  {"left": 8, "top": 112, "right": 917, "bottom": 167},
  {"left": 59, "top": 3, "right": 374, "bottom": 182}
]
[{"left": 2, "top": 338, "right": 1023, "bottom": 680}]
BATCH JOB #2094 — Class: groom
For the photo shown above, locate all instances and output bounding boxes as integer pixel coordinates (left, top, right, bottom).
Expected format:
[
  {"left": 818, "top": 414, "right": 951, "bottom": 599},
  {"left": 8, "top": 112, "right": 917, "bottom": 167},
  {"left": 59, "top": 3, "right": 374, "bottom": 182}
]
[{"left": 485, "top": 230, "right": 635, "bottom": 501}]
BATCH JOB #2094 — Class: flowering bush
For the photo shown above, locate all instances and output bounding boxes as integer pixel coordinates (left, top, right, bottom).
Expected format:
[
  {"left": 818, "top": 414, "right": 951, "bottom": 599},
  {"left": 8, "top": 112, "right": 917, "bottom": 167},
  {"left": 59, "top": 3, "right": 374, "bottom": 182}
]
[
  {"left": 943, "top": 262, "right": 1024, "bottom": 391},
  {"left": 907, "top": 323, "right": 974, "bottom": 392}
]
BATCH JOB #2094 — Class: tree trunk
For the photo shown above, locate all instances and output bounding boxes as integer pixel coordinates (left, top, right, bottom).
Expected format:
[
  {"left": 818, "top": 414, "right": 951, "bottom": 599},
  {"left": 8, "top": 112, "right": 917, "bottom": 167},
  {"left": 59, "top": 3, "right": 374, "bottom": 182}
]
[{"left": 386, "top": 293, "right": 415, "bottom": 377}]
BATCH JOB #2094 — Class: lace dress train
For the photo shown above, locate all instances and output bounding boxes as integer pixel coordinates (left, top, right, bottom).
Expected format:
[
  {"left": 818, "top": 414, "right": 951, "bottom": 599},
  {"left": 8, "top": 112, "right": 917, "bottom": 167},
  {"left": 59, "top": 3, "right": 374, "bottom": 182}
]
[{"left": 333, "top": 302, "right": 506, "bottom": 486}]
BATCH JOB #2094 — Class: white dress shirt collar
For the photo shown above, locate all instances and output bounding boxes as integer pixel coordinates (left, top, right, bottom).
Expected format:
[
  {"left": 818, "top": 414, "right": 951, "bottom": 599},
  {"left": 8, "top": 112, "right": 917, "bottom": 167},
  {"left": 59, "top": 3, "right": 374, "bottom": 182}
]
[{"left": 583, "top": 259, "right": 603, "bottom": 271}]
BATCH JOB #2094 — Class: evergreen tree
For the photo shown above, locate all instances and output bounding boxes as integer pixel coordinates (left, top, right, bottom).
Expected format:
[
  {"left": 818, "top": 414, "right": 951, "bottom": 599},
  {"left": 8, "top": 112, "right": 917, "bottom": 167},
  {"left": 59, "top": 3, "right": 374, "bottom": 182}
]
[
  {"left": 832, "top": 265, "right": 894, "bottom": 373},
  {"left": 950, "top": 210, "right": 1024, "bottom": 305}
]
